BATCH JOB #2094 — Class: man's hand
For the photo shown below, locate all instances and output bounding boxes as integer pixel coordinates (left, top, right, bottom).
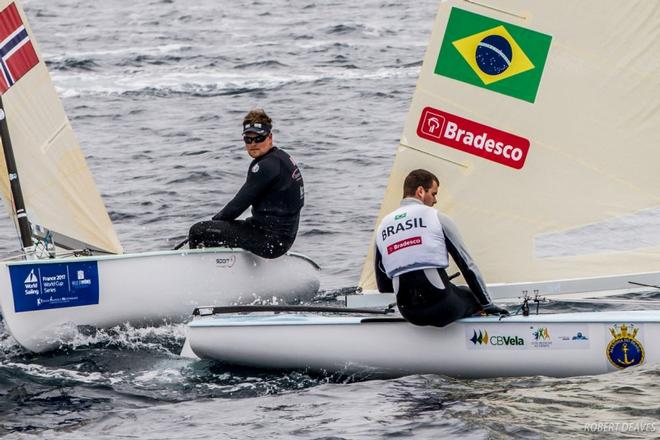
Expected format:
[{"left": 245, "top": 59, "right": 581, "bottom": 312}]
[{"left": 481, "top": 303, "right": 510, "bottom": 316}]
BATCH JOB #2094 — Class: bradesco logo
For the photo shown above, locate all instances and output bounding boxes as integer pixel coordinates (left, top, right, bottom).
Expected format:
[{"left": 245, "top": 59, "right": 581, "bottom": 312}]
[
  {"left": 387, "top": 236, "right": 422, "bottom": 255},
  {"left": 417, "top": 107, "right": 530, "bottom": 169}
]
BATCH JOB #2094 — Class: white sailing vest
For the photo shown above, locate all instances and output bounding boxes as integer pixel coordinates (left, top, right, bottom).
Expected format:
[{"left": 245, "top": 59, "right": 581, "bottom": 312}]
[{"left": 376, "top": 203, "right": 449, "bottom": 278}]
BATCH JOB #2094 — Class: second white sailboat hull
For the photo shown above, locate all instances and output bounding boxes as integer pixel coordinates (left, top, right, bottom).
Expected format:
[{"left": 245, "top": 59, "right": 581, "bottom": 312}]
[
  {"left": 0, "top": 248, "right": 320, "bottom": 352},
  {"left": 188, "top": 311, "right": 659, "bottom": 378}
]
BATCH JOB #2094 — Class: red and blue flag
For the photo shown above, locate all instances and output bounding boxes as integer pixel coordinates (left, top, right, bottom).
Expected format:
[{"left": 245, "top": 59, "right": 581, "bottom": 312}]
[{"left": 0, "top": 2, "right": 38, "bottom": 94}]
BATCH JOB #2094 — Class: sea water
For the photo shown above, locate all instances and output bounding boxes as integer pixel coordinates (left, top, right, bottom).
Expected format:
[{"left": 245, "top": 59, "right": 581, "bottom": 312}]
[{"left": 1, "top": 1, "right": 659, "bottom": 438}]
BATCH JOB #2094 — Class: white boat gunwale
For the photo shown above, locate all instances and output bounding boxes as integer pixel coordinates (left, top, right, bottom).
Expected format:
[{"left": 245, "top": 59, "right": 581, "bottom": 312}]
[
  {"left": 2, "top": 248, "right": 319, "bottom": 267},
  {"left": 188, "top": 310, "right": 660, "bottom": 328}
]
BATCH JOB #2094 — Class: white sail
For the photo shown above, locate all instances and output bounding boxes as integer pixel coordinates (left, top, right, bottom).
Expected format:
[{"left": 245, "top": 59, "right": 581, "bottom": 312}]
[
  {"left": 360, "top": 0, "right": 660, "bottom": 290},
  {"left": 0, "top": 0, "right": 122, "bottom": 254}
]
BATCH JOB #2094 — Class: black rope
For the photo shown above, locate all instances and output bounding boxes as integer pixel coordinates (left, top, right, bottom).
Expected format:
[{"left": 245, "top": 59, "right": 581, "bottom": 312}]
[{"left": 629, "top": 281, "right": 660, "bottom": 290}]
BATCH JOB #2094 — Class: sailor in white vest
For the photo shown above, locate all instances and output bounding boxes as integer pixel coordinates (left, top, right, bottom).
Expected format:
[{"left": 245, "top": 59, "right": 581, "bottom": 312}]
[{"left": 375, "top": 169, "right": 509, "bottom": 326}]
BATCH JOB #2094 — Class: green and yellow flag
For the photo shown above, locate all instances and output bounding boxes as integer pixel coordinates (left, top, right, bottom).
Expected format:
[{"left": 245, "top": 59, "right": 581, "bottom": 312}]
[{"left": 435, "top": 8, "right": 552, "bottom": 103}]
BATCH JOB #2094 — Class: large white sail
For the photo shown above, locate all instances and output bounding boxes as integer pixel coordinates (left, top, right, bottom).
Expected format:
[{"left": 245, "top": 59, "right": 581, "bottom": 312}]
[
  {"left": 0, "top": 0, "right": 122, "bottom": 254},
  {"left": 360, "top": 0, "right": 660, "bottom": 290}
]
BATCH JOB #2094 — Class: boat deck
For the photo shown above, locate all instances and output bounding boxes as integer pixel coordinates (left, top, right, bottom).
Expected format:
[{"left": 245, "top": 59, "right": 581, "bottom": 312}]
[{"left": 189, "top": 310, "right": 660, "bottom": 328}]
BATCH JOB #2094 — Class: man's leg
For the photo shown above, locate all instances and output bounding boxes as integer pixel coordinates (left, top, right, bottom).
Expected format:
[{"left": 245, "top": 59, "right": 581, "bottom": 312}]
[
  {"left": 189, "top": 219, "right": 263, "bottom": 249},
  {"left": 451, "top": 285, "right": 484, "bottom": 317},
  {"left": 396, "top": 269, "right": 482, "bottom": 327},
  {"left": 396, "top": 270, "right": 442, "bottom": 326},
  {"left": 188, "top": 220, "right": 292, "bottom": 258}
]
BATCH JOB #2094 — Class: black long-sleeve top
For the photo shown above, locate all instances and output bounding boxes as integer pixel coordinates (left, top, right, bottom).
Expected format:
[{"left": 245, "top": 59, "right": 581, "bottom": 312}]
[{"left": 213, "top": 147, "right": 304, "bottom": 237}]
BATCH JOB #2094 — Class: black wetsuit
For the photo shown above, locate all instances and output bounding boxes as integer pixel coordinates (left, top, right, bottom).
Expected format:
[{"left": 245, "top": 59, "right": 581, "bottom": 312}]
[
  {"left": 375, "top": 249, "right": 484, "bottom": 327},
  {"left": 189, "top": 147, "right": 304, "bottom": 258},
  {"left": 389, "top": 266, "right": 482, "bottom": 327}
]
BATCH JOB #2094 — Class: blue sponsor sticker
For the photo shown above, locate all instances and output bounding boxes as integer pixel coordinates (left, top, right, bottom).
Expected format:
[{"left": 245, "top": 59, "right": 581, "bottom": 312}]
[{"left": 9, "top": 261, "right": 99, "bottom": 313}]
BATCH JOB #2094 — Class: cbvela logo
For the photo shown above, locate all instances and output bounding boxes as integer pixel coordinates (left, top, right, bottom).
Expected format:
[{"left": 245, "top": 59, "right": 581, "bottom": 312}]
[
  {"left": 471, "top": 329, "right": 489, "bottom": 345},
  {"left": 417, "top": 107, "right": 530, "bottom": 169},
  {"left": 470, "top": 329, "right": 524, "bottom": 346},
  {"left": 387, "top": 237, "right": 422, "bottom": 254}
]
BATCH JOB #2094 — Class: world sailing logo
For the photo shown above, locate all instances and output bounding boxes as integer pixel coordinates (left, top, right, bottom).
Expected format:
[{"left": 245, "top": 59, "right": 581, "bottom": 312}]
[
  {"left": 434, "top": 8, "right": 552, "bottom": 103},
  {"left": 24, "top": 269, "right": 37, "bottom": 284},
  {"left": 0, "top": 3, "right": 39, "bottom": 94},
  {"left": 23, "top": 268, "right": 39, "bottom": 295}
]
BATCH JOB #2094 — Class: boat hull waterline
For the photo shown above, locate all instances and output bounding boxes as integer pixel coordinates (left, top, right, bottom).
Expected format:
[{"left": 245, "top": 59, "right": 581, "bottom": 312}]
[
  {"left": 0, "top": 248, "right": 320, "bottom": 352},
  {"left": 188, "top": 311, "right": 658, "bottom": 378}
]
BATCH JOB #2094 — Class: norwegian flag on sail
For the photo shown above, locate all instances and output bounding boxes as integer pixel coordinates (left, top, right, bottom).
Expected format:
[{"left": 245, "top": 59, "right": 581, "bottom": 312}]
[{"left": 0, "top": 2, "right": 38, "bottom": 94}]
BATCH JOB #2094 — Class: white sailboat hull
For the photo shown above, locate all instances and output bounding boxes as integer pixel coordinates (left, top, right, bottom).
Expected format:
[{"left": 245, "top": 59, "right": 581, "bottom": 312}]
[
  {"left": 0, "top": 248, "right": 319, "bottom": 352},
  {"left": 188, "top": 311, "right": 659, "bottom": 378}
]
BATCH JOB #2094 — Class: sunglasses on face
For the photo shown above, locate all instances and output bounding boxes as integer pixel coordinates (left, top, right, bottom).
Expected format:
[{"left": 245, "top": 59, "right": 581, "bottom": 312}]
[{"left": 243, "top": 134, "right": 268, "bottom": 144}]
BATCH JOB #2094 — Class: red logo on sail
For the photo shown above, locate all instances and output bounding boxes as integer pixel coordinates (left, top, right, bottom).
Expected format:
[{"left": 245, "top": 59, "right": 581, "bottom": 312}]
[
  {"left": 0, "top": 3, "right": 38, "bottom": 94},
  {"left": 417, "top": 107, "right": 530, "bottom": 170}
]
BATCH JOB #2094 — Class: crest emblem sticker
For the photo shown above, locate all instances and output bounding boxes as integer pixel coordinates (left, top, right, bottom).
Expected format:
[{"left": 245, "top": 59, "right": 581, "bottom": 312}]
[{"left": 607, "top": 324, "right": 644, "bottom": 369}]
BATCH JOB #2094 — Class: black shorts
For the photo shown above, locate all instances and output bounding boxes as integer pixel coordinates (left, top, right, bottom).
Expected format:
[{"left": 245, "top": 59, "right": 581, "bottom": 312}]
[
  {"left": 188, "top": 219, "right": 295, "bottom": 259},
  {"left": 396, "top": 268, "right": 481, "bottom": 327}
]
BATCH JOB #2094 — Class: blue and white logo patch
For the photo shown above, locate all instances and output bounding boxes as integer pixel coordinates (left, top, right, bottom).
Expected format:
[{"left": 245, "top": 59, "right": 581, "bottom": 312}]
[
  {"left": 10, "top": 261, "right": 100, "bottom": 313},
  {"left": 251, "top": 164, "right": 260, "bottom": 173}
]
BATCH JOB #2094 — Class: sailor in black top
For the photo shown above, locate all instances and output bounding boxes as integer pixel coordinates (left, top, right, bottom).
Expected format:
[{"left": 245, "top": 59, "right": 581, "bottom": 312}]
[{"left": 188, "top": 109, "right": 304, "bottom": 258}]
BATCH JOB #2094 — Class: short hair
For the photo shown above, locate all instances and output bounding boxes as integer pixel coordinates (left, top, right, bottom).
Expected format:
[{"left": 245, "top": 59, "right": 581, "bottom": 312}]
[
  {"left": 403, "top": 169, "right": 439, "bottom": 197},
  {"left": 243, "top": 109, "right": 272, "bottom": 129}
]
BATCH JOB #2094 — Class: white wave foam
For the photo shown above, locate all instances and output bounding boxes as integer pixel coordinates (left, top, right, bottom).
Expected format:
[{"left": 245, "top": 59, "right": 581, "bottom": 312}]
[
  {"left": 64, "top": 322, "right": 187, "bottom": 354},
  {"left": 0, "top": 320, "right": 26, "bottom": 357},
  {"left": 51, "top": 65, "right": 420, "bottom": 98},
  {"left": 41, "top": 44, "right": 190, "bottom": 62},
  {"left": 0, "top": 359, "right": 107, "bottom": 384}
]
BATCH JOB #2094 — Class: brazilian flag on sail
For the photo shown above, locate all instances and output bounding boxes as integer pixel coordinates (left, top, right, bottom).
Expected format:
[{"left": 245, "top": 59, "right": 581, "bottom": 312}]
[{"left": 434, "top": 8, "right": 552, "bottom": 103}]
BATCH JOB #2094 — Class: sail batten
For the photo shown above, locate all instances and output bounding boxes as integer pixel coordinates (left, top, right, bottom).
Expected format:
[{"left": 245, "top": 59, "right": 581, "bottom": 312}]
[{"left": 360, "top": 0, "right": 660, "bottom": 291}]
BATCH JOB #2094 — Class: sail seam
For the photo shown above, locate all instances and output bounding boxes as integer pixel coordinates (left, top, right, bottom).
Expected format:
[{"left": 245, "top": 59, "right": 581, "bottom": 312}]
[
  {"left": 400, "top": 142, "right": 468, "bottom": 169},
  {"left": 462, "top": 0, "right": 528, "bottom": 20},
  {"left": 44, "top": 122, "right": 67, "bottom": 153}
]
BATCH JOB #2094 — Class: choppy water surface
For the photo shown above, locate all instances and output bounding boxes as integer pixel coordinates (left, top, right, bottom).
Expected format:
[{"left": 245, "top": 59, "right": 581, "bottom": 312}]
[{"left": 0, "top": 0, "right": 659, "bottom": 438}]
